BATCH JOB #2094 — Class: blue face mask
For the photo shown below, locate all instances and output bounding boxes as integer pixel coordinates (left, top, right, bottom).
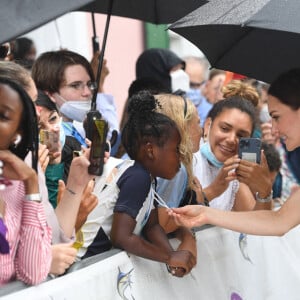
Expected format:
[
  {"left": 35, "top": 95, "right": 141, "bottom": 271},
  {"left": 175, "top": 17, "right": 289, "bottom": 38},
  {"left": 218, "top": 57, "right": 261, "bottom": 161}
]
[{"left": 200, "top": 141, "right": 224, "bottom": 168}]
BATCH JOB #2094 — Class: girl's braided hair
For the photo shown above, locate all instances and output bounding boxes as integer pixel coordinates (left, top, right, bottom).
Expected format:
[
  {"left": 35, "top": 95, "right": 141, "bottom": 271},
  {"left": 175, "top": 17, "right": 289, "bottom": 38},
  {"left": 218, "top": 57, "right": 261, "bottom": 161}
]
[{"left": 122, "top": 90, "right": 178, "bottom": 160}]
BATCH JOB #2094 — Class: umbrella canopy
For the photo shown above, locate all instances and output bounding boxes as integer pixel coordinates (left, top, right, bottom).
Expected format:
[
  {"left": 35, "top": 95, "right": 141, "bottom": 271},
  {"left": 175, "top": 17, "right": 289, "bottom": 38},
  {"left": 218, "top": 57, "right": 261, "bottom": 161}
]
[
  {"left": 0, "top": 0, "right": 94, "bottom": 44},
  {"left": 169, "top": 0, "right": 300, "bottom": 83},
  {"left": 79, "top": 0, "right": 208, "bottom": 25}
]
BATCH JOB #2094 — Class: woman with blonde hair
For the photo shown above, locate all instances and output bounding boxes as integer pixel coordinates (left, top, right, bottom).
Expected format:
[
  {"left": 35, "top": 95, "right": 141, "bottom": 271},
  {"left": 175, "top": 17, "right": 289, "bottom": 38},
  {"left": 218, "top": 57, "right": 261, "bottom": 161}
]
[{"left": 154, "top": 93, "right": 203, "bottom": 266}]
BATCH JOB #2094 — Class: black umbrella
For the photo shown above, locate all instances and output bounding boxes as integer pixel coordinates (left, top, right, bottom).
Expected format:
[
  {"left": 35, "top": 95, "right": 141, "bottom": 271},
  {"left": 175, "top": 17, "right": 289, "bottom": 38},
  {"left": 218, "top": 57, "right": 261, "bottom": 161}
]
[
  {"left": 169, "top": 0, "right": 300, "bottom": 83},
  {"left": 0, "top": 0, "right": 94, "bottom": 44},
  {"left": 82, "top": 0, "right": 207, "bottom": 108},
  {"left": 79, "top": 0, "right": 208, "bottom": 25}
]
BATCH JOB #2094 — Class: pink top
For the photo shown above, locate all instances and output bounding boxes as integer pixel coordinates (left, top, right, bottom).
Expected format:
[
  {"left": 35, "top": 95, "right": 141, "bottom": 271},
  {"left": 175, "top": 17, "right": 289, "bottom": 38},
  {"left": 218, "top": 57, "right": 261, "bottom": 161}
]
[{"left": 0, "top": 180, "right": 52, "bottom": 286}]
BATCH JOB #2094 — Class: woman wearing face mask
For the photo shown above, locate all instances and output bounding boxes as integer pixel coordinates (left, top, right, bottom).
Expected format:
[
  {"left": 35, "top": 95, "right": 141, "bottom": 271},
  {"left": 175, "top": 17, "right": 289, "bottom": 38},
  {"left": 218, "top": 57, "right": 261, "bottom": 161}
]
[
  {"left": 31, "top": 50, "right": 119, "bottom": 146},
  {"left": 195, "top": 97, "right": 272, "bottom": 212}
]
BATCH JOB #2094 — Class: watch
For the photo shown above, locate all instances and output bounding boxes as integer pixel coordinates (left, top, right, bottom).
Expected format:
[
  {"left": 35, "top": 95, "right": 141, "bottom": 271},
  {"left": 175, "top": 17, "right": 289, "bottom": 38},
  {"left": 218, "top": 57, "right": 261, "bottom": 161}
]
[
  {"left": 255, "top": 191, "right": 273, "bottom": 203},
  {"left": 25, "top": 193, "right": 42, "bottom": 203}
]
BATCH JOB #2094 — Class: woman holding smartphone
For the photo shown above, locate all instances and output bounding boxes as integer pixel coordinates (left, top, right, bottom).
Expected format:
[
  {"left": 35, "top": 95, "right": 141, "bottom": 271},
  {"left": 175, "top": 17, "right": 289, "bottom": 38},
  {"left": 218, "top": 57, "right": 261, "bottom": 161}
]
[
  {"left": 194, "top": 96, "right": 272, "bottom": 212},
  {"left": 169, "top": 68, "right": 300, "bottom": 236}
]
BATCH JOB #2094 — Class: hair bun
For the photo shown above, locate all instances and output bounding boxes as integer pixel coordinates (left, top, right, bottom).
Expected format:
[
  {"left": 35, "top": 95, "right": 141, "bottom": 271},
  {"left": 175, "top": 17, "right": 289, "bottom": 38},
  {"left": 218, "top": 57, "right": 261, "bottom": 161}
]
[{"left": 128, "top": 90, "right": 158, "bottom": 116}]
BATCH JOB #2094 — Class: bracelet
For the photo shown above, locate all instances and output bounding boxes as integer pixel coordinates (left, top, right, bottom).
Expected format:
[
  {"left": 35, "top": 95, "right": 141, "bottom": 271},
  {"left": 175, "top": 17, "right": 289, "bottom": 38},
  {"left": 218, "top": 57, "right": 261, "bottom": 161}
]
[
  {"left": 25, "top": 193, "right": 42, "bottom": 202},
  {"left": 255, "top": 191, "right": 273, "bottom": 203},
  {"left": 202, "top": 191, "right": 210, "bottom": 207},
  {"left": 66, "top": 187, "right": 77, "bottom": 195}
]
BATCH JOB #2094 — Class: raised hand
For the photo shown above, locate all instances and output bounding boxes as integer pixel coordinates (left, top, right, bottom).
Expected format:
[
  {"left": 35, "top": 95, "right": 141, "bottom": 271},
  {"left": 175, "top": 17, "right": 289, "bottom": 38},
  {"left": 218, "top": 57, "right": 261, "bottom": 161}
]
[
  {"left": 236, "top": 150, "right": 272, "bottom": 198},
  {"left": 261, "top": 122, "right": 278, "bottom": 145},
  {"left": 90, "top": 51, "right": 109, "bottom": 93},
  {"left": 192, "top": 176, "right": 203, "bottom": 203},
  {"left": 75, "top": 179, "right": 98, "bottom": 231},
  {"left": 204, "top": 155, "right": 240, "bottom": 200},
  {"left": 66, "top": 146, "right": 94, "bottom": 195}
]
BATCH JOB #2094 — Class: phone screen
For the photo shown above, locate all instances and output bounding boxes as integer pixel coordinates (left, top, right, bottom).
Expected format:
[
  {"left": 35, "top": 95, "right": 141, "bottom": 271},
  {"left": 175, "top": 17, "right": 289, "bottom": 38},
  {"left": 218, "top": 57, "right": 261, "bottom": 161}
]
[
  {"left": 240, "top": 152, "right": 257, "bottom": 163},
  {"left": 238, "top": 138, "right": 262, "bottom": 164}
]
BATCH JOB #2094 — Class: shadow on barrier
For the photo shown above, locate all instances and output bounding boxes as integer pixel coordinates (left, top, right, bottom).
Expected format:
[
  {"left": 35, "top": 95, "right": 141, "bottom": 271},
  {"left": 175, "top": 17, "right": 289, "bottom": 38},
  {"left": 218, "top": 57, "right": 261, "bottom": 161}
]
[{"left": 0, "top": 225, "right": 212, "bottom": 297}]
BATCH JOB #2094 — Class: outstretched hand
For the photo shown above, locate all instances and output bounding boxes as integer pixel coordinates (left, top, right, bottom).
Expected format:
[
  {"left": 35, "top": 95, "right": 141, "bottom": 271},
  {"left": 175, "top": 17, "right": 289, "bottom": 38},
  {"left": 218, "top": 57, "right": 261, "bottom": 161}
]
[{"left": 167, "top": 205, "right": 209, "bottom": 229}]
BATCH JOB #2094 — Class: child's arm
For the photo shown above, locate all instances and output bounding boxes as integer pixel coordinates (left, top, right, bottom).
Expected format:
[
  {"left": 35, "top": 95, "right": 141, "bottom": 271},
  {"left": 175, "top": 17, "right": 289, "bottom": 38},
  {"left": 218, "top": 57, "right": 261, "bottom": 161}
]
[
  {"left": 111, "top": 210, "right": 171, "bottom": 262},
  {"left": 173, "top": 227, "right": 197, "bottom": 260},
  {"left": 158, "top": 208, "right": 197, "bottom": 262},
  {"left": 110, "top": 210, "right": 196, "bottom": 275}
]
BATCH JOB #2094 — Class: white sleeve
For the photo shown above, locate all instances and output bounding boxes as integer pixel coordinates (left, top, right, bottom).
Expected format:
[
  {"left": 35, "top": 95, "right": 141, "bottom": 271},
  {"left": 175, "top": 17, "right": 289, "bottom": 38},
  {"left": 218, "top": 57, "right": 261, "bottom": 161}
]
[{"left": 96, "top": 93, "right": 119, "bottom": 139}]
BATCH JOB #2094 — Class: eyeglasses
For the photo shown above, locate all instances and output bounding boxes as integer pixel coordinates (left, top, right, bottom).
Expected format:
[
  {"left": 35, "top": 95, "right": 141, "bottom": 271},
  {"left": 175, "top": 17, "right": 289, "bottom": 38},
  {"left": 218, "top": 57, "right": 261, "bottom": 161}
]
[
  {"left": 64, "top": 81, "right": 97, "bottom": 91},
  {"left": 190, "top": 80, "right": 206, "bottom": 89}
]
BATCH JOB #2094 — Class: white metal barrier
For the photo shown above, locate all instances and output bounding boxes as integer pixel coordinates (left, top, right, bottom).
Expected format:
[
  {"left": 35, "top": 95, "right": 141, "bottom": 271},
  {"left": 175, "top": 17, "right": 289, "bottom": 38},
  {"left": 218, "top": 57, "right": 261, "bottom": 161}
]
[{"left": 2, "top": 225, "right": 300, "bottom": 300}]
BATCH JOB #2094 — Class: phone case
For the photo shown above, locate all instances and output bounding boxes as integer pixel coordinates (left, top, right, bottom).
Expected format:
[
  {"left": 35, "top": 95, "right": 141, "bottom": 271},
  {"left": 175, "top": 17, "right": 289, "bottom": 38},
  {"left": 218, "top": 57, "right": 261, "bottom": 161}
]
[
  {"left": 39, "top": 129, "right": 60, "bottom": 153},
  {"left": 238, "top": 138, "right": 262, "bottom": 164},
  {"left": 88, "top": 118, "right": 108, "bottom": 176}
]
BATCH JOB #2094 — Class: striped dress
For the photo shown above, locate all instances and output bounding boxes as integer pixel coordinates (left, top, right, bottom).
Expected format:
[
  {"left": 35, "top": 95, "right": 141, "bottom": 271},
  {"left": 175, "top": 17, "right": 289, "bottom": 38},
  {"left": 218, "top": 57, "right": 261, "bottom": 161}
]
[{"left": 0, "top": 180, "right": 52, "bottom": 286}]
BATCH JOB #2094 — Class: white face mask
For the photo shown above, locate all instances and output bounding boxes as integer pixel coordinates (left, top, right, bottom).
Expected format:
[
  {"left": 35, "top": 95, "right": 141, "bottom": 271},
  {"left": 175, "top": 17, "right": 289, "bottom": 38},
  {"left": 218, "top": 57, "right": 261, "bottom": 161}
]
[
  {"left": 170, "top": 69, "right": 190, "bottom": 93},
  {"left": 259, "top": 103, "right": 271, "bottom": 123},
  {"left": 60, "top": 100, "right": 92, "bottom": 122},
  {"left": 56, "top": 93, "right": 91, "bottom": 122}
]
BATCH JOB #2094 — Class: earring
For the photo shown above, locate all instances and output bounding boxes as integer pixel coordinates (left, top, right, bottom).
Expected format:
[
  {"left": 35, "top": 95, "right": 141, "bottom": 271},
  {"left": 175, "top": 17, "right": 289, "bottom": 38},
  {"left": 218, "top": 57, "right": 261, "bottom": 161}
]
[{"left": 13, "top": 134, "right": 22, "bottom": 147}]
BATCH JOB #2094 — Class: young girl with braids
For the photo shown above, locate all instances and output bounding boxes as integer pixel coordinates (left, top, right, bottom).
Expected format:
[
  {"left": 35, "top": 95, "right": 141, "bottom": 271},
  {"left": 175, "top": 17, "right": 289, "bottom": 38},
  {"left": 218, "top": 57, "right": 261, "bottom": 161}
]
[{"left": 77, "top": 90, "right": 196, "bottom": 277}]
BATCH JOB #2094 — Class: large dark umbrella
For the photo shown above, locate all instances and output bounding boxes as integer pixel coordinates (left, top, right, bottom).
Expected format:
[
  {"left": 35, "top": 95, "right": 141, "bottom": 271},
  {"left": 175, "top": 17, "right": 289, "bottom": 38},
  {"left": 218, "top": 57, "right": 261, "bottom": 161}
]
[
  {"left": 0, "top": 0, "right": 94, "bottom": 44},
  {"left": 169, "top": 0, "right": 300, "bottom": 83},
  {"left": 80, "top": 0, "right": 208, "bottom": 25}
]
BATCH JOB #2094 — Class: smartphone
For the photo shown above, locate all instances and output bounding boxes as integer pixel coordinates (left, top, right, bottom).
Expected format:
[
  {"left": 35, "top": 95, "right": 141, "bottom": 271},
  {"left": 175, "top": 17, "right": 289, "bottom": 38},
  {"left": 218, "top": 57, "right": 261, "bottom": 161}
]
[
  {"left": 39, "top": 129, "right": 60, "bottom": 153},
  {"left": 238, "top": 138, "right": 262, "bottom": 164},
  {"left": 88, "top": 118, "right": 108, "bottom": 176}
]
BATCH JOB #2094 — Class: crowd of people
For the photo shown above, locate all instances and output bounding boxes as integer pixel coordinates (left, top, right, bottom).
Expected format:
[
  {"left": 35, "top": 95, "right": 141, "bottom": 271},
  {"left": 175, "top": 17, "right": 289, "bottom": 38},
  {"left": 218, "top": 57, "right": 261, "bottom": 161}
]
[{"left": 0, "top": 37, "right": 299, "bottom": 288}]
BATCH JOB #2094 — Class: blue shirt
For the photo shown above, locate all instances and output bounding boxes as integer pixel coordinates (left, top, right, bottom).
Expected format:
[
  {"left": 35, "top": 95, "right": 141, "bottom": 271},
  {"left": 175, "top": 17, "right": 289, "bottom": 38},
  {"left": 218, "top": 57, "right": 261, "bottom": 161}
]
[
  {"left": 186, "top": 89, "right": 213, "bottom": 127},
  {"left": 62, "top": 121, "right": 86, "bottom": 147}
]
